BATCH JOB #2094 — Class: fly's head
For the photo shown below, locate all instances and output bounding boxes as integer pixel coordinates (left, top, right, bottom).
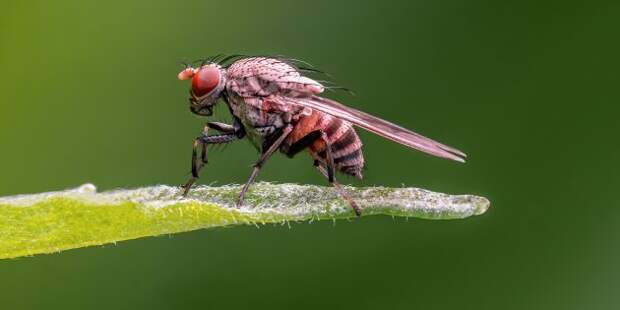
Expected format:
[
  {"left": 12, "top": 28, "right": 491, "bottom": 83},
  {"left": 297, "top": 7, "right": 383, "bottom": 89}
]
[{"left": 178, "top": 64, "right": 226, "bottom": 116}]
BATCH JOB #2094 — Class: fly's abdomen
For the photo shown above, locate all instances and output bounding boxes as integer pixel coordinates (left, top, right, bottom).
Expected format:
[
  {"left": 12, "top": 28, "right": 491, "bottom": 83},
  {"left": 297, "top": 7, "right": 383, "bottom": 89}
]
[{"left": 311, "top": 113, "right": 365, "bottom": 179}]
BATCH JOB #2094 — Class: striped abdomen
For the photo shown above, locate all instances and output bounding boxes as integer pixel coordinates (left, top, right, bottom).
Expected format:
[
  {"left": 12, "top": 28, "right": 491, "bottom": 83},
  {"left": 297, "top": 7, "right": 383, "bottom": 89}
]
[{"left": 284, "top": 110, "right": 364, "bottom": 178}]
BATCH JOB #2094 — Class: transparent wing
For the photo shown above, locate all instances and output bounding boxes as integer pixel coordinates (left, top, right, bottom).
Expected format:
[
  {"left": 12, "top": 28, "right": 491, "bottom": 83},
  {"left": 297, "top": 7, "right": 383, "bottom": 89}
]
[{"left": 281, "top": 95, "right": 466, "bottom": 162}]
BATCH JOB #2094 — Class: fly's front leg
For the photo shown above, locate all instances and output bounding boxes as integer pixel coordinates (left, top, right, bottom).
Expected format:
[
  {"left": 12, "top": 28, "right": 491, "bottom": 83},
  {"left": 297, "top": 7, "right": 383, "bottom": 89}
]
[
  {"left": 182, "top": 123, "right": 242, "bottom": 196},
  {"left": 198, "top": 121, "right": 236, "bottom": 165},
  {"left": 237, "top": 124, "right": 294, "bottom": 207},
  {"left": 207, "top": 121, "right": 235, "bottom": 134}
]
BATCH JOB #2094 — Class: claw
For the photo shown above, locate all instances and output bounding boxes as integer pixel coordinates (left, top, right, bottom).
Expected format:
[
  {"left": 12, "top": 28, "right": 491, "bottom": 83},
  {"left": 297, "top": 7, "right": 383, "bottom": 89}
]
[
  {"left": 181, "top": 181, "right": 193, "bottom": 196},
  {"left": 236, "top": 192, "right": 245, "bottom": 208}
]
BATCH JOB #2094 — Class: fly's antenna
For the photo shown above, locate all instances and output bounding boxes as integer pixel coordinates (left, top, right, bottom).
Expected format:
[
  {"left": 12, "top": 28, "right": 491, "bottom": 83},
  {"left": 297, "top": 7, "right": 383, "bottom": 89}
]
[{"left": 177, "top": 60, "right": 197, "bottom": 80}]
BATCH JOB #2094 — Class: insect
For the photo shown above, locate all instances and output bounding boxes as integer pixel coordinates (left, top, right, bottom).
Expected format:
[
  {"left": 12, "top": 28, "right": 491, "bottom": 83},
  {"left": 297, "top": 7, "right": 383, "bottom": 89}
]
[{"left": 178, "top": 55, "right": 466, "bottom": 216}]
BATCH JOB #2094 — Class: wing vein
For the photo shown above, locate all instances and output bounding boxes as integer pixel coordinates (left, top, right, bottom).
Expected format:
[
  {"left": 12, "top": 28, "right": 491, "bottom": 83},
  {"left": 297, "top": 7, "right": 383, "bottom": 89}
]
[{"left": 289, "top": 96, "right": 467, "bottom": 162}]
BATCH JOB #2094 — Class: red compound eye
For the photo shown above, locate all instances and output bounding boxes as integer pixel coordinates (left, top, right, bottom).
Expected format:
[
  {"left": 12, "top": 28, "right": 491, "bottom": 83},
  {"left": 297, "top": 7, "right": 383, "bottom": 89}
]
[{"left": 192, "top": 66, "right": 221, "bottom": 97}]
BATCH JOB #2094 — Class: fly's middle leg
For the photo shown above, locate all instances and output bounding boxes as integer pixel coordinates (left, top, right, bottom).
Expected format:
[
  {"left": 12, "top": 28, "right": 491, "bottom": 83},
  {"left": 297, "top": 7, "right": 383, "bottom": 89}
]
[{"left": 237, "top": 124, "right": 294, "bottom": 207}]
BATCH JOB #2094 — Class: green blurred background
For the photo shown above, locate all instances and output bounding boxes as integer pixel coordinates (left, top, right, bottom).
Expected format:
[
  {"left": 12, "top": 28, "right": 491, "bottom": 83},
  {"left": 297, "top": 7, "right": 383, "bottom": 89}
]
[{"left": 1, "top": 0, "right": 619, "bottom": 308}]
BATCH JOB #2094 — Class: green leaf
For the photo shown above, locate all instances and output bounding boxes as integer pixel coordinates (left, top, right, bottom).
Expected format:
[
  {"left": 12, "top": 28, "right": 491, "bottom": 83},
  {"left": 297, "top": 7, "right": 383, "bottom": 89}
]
[{"left": 0, "top": 182, "right": 489, "bottom": 259}]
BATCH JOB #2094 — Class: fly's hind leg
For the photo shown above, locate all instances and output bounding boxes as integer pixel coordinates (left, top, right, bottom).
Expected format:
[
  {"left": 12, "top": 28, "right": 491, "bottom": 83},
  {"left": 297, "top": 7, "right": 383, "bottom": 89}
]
[
  {"left": 283, "top": 129, "right": 362, "bottom": 216},
  {"left": 314, "top": 132, "right": 362, "bottom": 216},
  {"left": 182, "top": 122, "right": 242, "bottom": 196}
]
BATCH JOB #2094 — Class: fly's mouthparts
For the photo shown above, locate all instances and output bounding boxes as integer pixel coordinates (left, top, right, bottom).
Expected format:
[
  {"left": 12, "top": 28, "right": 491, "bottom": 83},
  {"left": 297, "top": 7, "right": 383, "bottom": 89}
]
[{"left": 189, "top": 103, "right": 213, "bottom": 116}]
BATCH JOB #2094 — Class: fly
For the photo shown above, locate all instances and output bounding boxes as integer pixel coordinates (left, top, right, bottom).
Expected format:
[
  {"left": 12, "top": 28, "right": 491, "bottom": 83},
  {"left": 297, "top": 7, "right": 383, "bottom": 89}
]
[{"left": 177, "top": 55, "right": 466, "bottom": 216}]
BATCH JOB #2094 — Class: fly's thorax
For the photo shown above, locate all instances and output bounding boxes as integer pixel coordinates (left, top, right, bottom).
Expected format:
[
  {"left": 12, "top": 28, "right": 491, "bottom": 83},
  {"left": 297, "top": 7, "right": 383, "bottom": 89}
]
[{"left": 225, "top": 93, "right": 289, "bottom": 150}]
